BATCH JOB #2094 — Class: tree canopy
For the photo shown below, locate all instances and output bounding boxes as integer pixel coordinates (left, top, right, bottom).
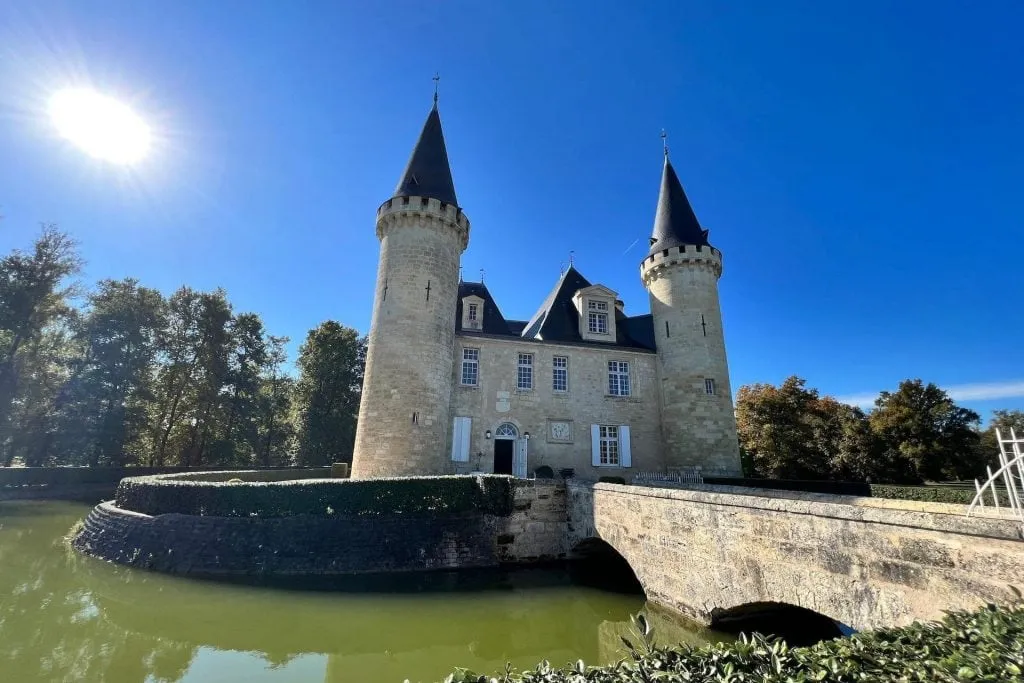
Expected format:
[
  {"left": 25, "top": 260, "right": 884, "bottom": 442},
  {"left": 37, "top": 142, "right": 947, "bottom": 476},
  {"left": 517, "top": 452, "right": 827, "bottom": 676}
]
[
  {"left": 737, "top": 375, "right": 993, "bottom": 484},
  {"left": 0, "top": 226, "right": 365, "bottom": 469}
]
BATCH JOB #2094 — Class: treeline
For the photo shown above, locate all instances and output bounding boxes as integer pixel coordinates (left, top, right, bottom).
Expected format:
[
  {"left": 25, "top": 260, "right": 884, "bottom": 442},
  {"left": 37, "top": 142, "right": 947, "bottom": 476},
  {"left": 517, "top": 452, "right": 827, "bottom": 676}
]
[
  {"left": 0, "top": 226, "right": 365, "bottom": 468},
  {"left": 737, "top": 376, "right": 1024, "bottom": 484}
]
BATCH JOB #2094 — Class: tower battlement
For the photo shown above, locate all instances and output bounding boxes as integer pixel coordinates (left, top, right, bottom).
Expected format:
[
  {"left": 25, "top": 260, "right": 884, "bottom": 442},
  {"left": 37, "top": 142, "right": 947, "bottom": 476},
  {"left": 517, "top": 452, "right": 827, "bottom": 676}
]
[
  {"left": 376, "top": 195, "right": 470, "bottom": 250},
  {"left": 640, "top": 243, "right": 723, "bottom": 286}
]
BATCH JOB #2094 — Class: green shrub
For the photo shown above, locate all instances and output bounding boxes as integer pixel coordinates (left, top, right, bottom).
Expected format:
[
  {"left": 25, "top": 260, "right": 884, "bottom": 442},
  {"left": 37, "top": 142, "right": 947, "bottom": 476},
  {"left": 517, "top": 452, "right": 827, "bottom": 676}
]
[
  {"left": 870, "top": 484, "right": 1011, "bottom": 507},
  {"left": 115, "top": 472, "right": 515, "bottom": 518},
  {"left": 442, "top": 602, "right": 1024, "bottom": 682},
  {"left": 598, "top": 476, "right": 626, "bottom": 485}
]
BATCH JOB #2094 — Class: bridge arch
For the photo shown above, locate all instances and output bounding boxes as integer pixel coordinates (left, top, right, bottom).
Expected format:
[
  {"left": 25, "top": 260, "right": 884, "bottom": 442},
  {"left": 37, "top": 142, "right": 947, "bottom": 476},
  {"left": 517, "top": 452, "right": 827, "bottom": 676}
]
[
  {"left": 710, "top": 601, "right": 847, "bottom": 646},
  {"left": 569, "top": 537, "right": 644, "bottom": 595}
]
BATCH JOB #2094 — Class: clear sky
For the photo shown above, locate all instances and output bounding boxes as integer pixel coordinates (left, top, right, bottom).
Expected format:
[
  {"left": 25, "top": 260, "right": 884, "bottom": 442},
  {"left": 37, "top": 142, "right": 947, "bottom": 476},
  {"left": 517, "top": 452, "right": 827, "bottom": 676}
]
[{"left": 1, "top": 1, "right": 1021, "bottom": 420}]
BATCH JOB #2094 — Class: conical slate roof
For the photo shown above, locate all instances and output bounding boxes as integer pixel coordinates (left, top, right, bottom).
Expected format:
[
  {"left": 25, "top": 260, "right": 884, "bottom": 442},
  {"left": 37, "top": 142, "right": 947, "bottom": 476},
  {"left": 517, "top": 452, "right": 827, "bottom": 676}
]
[
  {"left": 647, "top": 156, "right": 709, "bottom": 257},
  {"left": 393, "top": 103, "right": 458, "bottom": 206}
]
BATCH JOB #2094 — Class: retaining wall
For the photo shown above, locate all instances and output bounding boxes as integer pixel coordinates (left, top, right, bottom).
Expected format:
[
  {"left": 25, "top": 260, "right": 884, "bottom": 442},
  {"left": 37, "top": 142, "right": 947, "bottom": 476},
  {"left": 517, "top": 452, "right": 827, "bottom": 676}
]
[{"left": 73, "top": 479, "right": 567, "bottom": 575}]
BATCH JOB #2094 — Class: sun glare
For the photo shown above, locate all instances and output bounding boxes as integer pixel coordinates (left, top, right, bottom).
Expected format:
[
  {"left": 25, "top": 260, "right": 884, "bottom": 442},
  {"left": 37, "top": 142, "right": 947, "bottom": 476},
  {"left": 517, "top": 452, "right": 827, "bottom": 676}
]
[{"left": 49, "top": 88, "right": 151, "bottom": 165}]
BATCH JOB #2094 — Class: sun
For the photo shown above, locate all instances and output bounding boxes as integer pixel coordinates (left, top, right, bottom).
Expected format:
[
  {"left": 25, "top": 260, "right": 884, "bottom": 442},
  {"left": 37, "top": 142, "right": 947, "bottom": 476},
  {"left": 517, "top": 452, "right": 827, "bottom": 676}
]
[{"left": 49, "top": 88, "right": 151, "bottom": 165}]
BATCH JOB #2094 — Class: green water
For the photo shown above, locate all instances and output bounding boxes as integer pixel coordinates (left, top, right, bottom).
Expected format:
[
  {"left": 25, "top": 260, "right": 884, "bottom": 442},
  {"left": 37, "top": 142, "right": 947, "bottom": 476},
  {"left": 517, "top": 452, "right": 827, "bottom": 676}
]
[{"left": 0, "top": 501, "right": 723, "bottom": 683}]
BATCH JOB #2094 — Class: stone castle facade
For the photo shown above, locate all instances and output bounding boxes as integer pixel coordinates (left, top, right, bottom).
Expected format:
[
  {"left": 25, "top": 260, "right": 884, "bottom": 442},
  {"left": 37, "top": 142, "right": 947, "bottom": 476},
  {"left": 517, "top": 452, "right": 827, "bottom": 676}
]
[{"left": 351, "top": 98, "right": 741, "bottom": 480}]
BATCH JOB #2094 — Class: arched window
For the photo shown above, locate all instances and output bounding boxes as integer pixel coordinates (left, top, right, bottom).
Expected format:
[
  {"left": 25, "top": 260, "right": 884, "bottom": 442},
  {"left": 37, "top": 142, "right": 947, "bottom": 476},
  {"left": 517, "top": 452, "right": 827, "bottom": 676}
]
[{"left": 494, "top": 422, "right": 519, "bottom": 439}]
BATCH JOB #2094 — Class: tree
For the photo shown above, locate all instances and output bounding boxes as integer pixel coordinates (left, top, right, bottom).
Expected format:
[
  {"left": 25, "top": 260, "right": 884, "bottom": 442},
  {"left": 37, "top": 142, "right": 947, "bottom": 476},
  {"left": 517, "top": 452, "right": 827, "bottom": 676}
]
[
  {"left": 64, "top": 279, "right": 166, "bottom": 466},
  {"left": 255, "top": 335, "right": 295, "bottom": 466},
  {"left": 869, "top": 379, "right": 982, "bottom": 483},
  {"left": 294, "top": 321, "right": 366, "bottom": 466},
  {"left": 0, "top": 226, "right": 81, "bottom": 465},
  {"left": 736, "top": 376, "right": 831, "bottom": 479},
  {"left": 976, "top": 409, "right": 1024, "bottom": 470}
]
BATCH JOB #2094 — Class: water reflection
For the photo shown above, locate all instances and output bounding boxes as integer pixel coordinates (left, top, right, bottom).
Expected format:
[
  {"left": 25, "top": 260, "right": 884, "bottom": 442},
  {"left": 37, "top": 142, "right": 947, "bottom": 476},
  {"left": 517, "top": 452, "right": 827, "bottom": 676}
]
[{"left": 0, "top": 502, "right": 723, "bottom": 683}]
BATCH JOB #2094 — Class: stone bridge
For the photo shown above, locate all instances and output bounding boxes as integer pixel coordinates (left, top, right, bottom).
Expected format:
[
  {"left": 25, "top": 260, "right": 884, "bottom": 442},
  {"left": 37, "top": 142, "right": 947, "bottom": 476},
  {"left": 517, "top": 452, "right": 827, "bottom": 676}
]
[{"left": 565, "top": 481, "right": 1024, "bottom": 632}]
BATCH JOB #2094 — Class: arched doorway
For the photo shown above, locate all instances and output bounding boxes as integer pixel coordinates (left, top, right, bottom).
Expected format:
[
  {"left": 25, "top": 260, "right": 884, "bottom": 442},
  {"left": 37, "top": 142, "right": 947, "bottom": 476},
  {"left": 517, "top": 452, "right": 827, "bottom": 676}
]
[{"left": 492, "top": 422, "right": 519, "bottom": 476}]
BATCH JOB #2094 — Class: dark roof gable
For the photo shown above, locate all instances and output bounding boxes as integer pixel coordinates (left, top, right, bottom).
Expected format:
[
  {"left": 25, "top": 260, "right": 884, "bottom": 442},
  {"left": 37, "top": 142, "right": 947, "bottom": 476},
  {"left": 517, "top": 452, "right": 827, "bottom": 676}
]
[{"left": 455, "top": 282, "right": 513, "bottom": 335}]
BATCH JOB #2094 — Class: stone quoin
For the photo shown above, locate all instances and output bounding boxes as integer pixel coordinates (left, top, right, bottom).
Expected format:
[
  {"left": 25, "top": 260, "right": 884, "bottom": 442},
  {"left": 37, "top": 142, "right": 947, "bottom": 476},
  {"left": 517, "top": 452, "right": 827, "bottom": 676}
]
[{"left": 350, "top": 95, "right": 741, "bottom": 480}]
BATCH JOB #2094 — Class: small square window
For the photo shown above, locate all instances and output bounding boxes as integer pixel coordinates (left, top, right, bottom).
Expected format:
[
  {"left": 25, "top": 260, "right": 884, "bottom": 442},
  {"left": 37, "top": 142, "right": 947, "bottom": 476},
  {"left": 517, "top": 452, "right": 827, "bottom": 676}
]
[
  {"left": 517, "top": 353, "right": 533, "bottom": 390},
  {"left": 705, "top": 378, "right": 716, "bottom": 395}
]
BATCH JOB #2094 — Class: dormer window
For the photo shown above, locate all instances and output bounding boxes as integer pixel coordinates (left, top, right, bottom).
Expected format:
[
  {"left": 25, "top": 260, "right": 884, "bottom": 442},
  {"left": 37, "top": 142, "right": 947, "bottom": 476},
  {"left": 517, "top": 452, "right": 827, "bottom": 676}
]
[
  {"left": 588, "top": 300, "right": 609, "bottom": 334},
  {"left": 461, "top": 295, "right": 485, "bottom": 330},
  {"left": 572, "top": 285, "right": 618, "bottom": 343}
]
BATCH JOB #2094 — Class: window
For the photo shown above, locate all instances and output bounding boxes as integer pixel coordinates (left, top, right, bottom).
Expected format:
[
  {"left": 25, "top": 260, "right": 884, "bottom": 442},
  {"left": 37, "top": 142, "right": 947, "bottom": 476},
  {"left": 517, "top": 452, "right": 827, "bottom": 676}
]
[
  {"left": 599, "top": 425, "right": 619, "bottom": 465},
  {"left": 517, "top": 353, "right": 533, "bottom": 390},
  {"left": 705, "top": 378, "right": 716, "bottom": 395},
  {"left": 608, "top": 360, "right": 630, "bottom": 396},
  {"left": 461, "top": 348, "right": 479, "bottom": 386},
  {"left": 552, "top": 355, "right": 568, "bottom": 392},
  {"left": 587, "top": 300, "right": 609, "bottom": 334},
  {"left": 467, "top": 303, "right": 478, "bottom": 322}
]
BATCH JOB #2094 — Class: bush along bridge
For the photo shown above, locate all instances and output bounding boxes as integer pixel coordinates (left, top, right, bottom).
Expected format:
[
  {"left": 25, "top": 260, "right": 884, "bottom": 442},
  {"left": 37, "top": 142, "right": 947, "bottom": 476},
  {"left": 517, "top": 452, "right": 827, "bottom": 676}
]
[{"left": 71, "top": 470, "right": 1024, "bottom": 633}]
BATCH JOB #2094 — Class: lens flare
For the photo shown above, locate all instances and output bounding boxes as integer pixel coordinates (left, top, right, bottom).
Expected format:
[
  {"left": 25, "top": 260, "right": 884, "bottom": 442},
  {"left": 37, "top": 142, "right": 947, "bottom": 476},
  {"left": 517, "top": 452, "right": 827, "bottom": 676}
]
[{"left": 49, "top": 88, "right": 151, "bottom": 164}]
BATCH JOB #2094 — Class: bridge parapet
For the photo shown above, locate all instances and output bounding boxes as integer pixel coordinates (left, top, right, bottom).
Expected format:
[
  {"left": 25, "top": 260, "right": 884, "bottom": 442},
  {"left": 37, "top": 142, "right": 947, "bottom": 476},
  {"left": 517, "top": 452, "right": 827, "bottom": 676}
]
[{"left": 566, "top": 481, "right": 1024, "bottom": 631}]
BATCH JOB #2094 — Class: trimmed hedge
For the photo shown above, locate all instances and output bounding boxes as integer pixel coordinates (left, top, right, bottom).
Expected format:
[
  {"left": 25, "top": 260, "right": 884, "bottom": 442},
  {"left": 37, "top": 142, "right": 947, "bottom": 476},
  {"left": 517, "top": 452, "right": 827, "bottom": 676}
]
[
  {"left": 870, "top": 484, "right": 1010, "bottom": 507},
  {"left": 705, "top": 477, "right": 871, "bottom": 497},
  {"left": 443, "top": 601, "right": 1024, "bottom": 682},
  {"left": 0, "top": 466, "right": 325, "bottom": 488},
  {"left": 114, "top": 472, "right": 516, "bottom": 518}
]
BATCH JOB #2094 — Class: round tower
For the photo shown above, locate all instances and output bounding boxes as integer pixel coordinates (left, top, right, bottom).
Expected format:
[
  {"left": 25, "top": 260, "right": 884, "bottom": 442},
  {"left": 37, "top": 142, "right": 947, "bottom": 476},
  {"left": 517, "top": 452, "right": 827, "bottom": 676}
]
[
  {"left": 640, "top": 153, "right": 741, "bottom": 475},
  {"left": 350, "top": 100, "right": 469, "bottom": 478}
]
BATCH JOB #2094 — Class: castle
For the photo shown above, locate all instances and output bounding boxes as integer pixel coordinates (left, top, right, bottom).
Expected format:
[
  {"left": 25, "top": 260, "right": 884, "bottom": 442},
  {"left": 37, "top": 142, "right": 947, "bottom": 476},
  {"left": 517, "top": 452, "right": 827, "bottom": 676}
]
[{"left": 350, "top": 97, "right": 741, "bottom": 480}]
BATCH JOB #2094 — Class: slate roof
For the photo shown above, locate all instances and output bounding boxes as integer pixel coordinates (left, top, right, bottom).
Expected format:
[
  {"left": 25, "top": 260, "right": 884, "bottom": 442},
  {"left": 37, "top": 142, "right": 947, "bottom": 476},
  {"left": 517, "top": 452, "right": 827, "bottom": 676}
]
[
  {"left": 456, "top": 267, "right": 654, "bottom": 351},
  {"left": 647, "top": 156, "right": 710, "bottom": 258},
  {"left": 393, "top": 103, "right": 459, "bottom": 206}
]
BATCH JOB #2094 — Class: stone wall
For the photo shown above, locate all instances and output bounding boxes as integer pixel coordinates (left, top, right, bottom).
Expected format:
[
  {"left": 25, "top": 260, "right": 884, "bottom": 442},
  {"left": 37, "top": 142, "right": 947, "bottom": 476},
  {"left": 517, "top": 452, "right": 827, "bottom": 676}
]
[
  {"left": 450, "top": 335, "right": 663, "bottom": 479},
  {"left": 74, "top": 480, "right": 567, "bottom": 575},
  {"left": 567, "top": 481, "right": 1024, "bottom": 631}
]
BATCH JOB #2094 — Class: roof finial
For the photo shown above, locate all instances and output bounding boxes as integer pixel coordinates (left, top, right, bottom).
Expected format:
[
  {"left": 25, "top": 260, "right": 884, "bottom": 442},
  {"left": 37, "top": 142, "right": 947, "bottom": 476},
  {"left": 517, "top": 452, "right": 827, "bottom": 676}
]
[
  {"left": 459, "top": 266, "right": 464, "bottom": 283},
  {"left": 569, "top": 250, "right": 575, "bottom": 267},
  {"left": 479, "top": 268, "right": 485, "bottom": 284},
  {"left": 661, "top": 129, "right": 669, "bottom": 159},
  {"left": 432, "top": 73, "right": 440, "bottom": 105}
]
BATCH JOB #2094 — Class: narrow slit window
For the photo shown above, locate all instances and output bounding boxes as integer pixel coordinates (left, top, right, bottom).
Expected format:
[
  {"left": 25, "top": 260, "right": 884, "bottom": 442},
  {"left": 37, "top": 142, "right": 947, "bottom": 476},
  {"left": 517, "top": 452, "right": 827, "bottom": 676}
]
[{"left": 705, "top": 378, "right": 716, "bottom": 395}]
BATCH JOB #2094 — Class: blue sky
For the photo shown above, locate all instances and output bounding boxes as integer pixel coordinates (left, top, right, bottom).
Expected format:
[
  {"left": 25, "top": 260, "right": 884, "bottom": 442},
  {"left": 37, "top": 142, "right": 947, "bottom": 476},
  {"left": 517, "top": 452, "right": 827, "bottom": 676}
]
[{"left": 1, "top": 1, "right": 1021, "bottom": 420}]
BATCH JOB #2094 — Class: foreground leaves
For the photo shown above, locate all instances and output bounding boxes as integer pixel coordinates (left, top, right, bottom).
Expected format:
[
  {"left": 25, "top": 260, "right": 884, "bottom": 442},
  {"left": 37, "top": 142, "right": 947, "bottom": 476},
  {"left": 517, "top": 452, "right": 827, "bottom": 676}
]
[{"left": 436, "top": 603, "right": 1024, "bottom": 683}]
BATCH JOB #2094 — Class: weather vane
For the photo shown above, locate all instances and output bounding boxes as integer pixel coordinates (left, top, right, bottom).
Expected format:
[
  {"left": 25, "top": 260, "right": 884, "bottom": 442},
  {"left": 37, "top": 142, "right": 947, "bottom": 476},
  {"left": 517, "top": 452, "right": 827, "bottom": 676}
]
[
  {"left": 433, "top": 73, "right": 440, "bottom": 104},
  {"left": 661, "top": 129, "right": 669, "bottom": 158},
  {"left": 479, "top": 268, "right": 485, "bottom": 284},
  {"left": 568, "top": 250, "right": 575, "bottom": 267}
]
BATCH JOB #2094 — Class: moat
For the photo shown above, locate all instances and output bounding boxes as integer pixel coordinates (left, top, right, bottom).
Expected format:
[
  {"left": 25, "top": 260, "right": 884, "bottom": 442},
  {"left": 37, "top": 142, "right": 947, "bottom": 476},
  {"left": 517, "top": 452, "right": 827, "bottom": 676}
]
[{"left": 1, "top": 501, "right": 731, "bottom": 683}]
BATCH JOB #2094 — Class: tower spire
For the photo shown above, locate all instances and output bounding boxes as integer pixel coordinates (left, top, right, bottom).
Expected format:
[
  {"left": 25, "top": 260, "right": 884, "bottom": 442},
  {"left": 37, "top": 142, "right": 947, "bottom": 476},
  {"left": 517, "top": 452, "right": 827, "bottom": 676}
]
[
  {"left": 646, "top": 148, "right": 709, "bottom": 257},
  {"left": 393, "top": 85, "right": 458, "bottom": 206}
]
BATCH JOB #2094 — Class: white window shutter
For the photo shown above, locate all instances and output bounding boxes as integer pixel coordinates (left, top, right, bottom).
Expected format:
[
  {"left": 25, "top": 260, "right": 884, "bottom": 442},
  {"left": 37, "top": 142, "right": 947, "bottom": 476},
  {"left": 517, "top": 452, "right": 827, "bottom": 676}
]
[
  {"left": 591, "top": 424, "right": 601, "bottom": 466},
  {"left": 450, "top": 417, "right": 462, "bottom": 461},
  {"left": 619, "top": 425, "right": 632, "bottom": 468},
  {"left": 451, "top": 417, "right": 471, "bottom": 462},
  {"left": 459, "top": 417, "right": 471, "bottom": 462}
]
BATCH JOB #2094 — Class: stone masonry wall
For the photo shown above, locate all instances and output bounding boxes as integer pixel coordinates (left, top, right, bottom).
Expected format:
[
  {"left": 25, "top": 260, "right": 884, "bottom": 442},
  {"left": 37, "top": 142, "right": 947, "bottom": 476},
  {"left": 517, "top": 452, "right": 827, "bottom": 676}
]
[
  {"left": 450, "top": 335, "right": 663, "bottom": 479},
  {"left": 74, "top": 480, "right": 567, "bottom": 575},
  {"left": 568, "top": 481, "right": 1024, "bottom": 631}
]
